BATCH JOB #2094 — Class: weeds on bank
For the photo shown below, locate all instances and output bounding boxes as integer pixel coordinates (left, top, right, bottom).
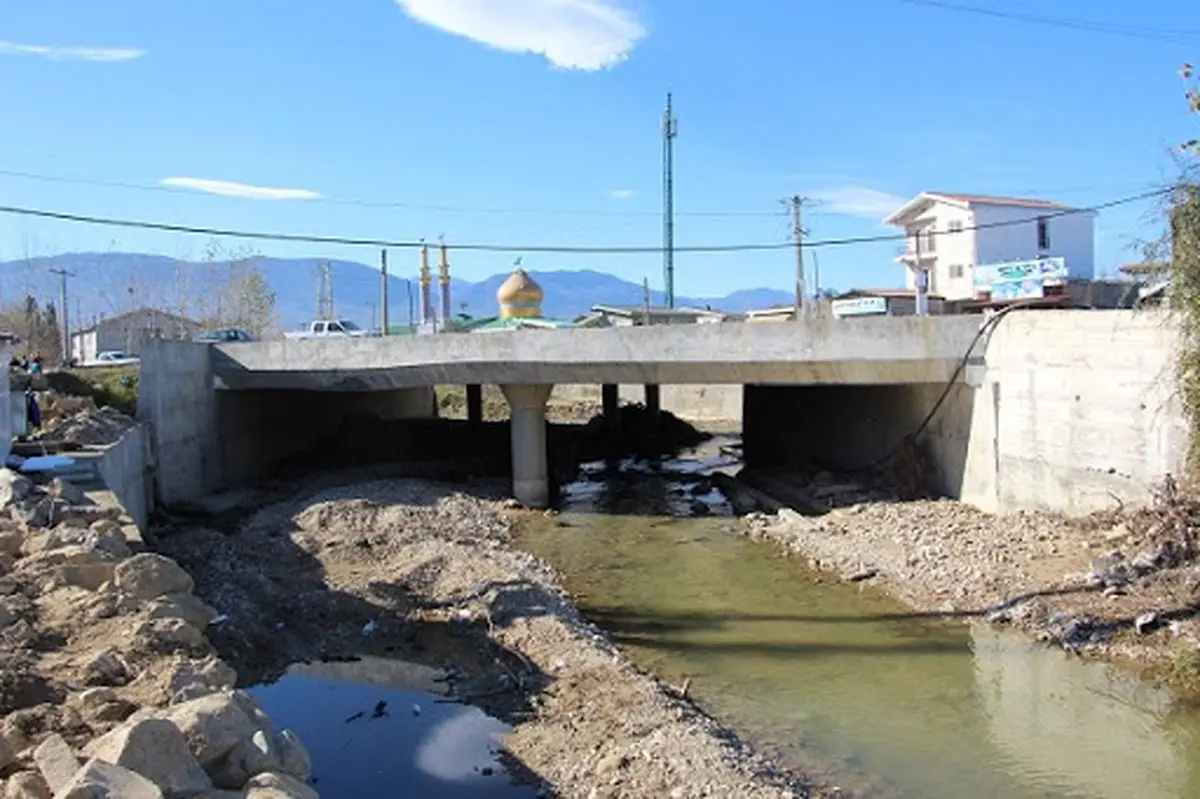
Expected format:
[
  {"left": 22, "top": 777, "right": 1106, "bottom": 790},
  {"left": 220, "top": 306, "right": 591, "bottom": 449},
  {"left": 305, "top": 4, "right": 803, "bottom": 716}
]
[
  {"left": 1171, "top": 184, "right": 1200, "bottom": 465},
  {"left": 46, "top": 366, "right": 139, "bottom": 416}
]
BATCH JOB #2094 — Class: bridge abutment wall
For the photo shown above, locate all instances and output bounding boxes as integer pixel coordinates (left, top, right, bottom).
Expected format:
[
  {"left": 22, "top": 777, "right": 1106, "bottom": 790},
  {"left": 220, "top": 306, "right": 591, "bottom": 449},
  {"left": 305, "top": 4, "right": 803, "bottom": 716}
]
[
  {"left": 138, "top": 341, "right": 436, "bottom": 506},
  {"left": 742, "top": 310, "right": 1188, "bottom": 516}
]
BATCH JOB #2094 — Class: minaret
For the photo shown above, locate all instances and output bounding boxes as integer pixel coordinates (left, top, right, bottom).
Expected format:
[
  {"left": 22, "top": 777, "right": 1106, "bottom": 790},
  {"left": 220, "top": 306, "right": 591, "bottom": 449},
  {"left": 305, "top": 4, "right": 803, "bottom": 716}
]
[
  {"left": 418, "top": 243, "right": 433, "bottom": 326},
  {"left": 438, "top": 240, "right": 452, "bottom": 324}
]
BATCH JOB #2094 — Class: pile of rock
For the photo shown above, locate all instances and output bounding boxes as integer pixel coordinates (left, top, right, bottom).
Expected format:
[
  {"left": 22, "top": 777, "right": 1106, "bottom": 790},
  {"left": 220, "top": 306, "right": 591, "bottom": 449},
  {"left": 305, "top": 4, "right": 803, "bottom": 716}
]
[{"left": 0, "top": 470, "right": 318, "bottom": 797}]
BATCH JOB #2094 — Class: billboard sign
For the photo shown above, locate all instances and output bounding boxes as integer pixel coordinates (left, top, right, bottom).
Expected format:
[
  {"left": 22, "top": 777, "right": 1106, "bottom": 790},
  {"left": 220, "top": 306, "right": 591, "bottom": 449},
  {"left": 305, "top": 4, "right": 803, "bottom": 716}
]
[
  {"left": 831, "top": 296, "right": 888, "bottom": 318},
  {"left": 973, "top": 257, "right": 1068, "bottom": 301}
]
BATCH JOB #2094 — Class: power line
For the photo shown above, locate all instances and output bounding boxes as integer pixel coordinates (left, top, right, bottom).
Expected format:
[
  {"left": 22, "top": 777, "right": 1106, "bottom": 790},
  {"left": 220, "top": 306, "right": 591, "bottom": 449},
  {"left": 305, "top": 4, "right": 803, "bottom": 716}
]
[
  {"left": 892, "top": 0, "right": 1200, "bottom": 45},
  {"left": 0, "top": 168, "right": 780, "bottom": 219},
  {"left": 0, "top": 187, "right": 1170, "bottom": 256}
]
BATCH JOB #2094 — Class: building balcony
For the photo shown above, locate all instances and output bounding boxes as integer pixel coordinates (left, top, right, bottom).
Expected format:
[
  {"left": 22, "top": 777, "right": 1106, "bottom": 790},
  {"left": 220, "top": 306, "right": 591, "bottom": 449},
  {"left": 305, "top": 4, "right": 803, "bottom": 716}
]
[{"left": 895, "top": 244, "right": 936, "bottom": 264}]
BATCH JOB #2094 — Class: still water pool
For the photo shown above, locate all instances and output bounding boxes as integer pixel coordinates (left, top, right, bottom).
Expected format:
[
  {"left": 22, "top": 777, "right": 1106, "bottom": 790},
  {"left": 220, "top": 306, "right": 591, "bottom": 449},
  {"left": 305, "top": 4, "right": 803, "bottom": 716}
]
[
  {"left": 251, "top": 657, "right": 536, "bottom": 798},
  {"left": 515, "top": 438, "right": 1200, "bottom": 798}
]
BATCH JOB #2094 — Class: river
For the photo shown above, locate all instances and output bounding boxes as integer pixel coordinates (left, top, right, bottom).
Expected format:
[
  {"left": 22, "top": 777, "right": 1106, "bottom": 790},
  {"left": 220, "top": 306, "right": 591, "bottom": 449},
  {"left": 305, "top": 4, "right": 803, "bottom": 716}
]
[{"left": 514, "top": 435, "right": 1200, "bottom": 798}]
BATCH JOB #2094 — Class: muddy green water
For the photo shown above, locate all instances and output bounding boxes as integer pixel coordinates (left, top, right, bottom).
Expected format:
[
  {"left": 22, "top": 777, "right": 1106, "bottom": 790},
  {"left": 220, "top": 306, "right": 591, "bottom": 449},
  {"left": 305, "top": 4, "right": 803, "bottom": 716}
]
[{"left": 514, "top": 437, "right": 1200, "bottom": 799}]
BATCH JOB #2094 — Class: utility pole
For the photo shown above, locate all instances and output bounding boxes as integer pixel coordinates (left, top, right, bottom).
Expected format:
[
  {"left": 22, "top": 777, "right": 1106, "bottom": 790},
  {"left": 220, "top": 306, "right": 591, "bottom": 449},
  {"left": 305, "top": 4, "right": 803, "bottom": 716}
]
[
  {"left": 50, "top": 267, "right": 74, "bottom": 363},
  {"left": 316, "top": 262, "right": 334, "bottom": 319},
  {"left": 812, "top": 251, "right": 822, "bottom": 301},
  {"left": 380, "top": 249, "right": 390, "bottom": 336},
  {"left": 405, "top": 280, "right": 415, "bottom": 333},
  {"left": 642, "top": 277, "right": 652, "bottom": 326},
  {"left": 786, "top": 196, "right": 811, "bottom": 320},
  {"left": 662, "top": 93, "right": 678, "bottom": 309},
  {"left": 913, "top": 231, "right": 929, "bottom": 316}
]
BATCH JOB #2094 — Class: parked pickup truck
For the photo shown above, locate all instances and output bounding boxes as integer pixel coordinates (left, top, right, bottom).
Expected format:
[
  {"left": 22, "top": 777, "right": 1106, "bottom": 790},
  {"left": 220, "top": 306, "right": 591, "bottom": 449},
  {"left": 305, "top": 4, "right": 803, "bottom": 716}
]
[{"left": 283, "top": 319, "right": 370, "bottom": 340}]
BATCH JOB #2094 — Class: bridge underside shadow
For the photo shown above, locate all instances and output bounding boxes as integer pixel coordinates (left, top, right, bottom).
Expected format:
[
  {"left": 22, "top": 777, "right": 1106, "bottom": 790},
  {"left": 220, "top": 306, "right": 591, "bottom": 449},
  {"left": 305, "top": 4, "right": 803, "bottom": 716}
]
[{"left": 742, "top": 383, "right": 977, "bottom": 501}]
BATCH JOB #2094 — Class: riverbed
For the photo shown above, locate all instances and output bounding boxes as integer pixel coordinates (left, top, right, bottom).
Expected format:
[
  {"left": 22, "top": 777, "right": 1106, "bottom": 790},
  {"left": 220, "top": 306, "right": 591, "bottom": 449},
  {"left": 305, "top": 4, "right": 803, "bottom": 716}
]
[{"left": 514, "top": 437, "right": 1200, "bottom": 798}]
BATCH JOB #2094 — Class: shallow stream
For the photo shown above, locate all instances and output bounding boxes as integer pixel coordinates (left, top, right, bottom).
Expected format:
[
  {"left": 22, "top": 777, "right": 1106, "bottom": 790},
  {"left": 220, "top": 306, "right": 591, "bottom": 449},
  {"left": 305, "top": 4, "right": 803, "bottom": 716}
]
[{"left": 514, "top": 436, "right": 1200, "bottom": 798}]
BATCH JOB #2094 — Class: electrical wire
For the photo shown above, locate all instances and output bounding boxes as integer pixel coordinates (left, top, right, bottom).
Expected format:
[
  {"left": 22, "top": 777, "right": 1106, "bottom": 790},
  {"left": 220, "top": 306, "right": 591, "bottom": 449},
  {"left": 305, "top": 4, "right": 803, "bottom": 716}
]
[
  {"left": 0, "top": 188, "right": 1170, "bottom": 255},
  {"left": 0, "top": 167, "right": 1167, "bottom": 221},
  {"left": 892, "top": 0, "right": 1200, "bottom": 45},
  {"left": 0, "top": 169, "right": 782, "bottom": 219},
  {"left": 851, "top": 298, "right": 1045, "bottom": 473}
]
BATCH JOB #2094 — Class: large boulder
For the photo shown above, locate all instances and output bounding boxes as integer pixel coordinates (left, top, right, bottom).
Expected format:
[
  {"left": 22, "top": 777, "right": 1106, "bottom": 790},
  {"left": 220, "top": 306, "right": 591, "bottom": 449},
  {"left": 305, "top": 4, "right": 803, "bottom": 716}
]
[
  {"left": 0, "top": 471, "right": 33, "bottom": 507},
  {"left": 144, "top": 595, "right": 217, "bottom": 630},
  {"left": 242, "top": 773, "right": 317, "bottom": 799},
  {"left": 5, "top": 770, "right": 51, "bottom": 798},
  {"left": 132, "top": 618, "right": 207, "bottom": 654},
  {"left": 210, "top": 730, "right": 279, "bottom": 790},
  {"left": 150, "top": 693, "right": 261, "bottom": 769},
  {"left": 51, "top": 758, "right": 163, "bottom": 799},
  {"left": 82, "top": 718, "right": 212, "bottom": 797},
  {"left": 33, "top": 734, "right": 79, "bottom": 794},
  {"left": 164, "top": 658, "right": 237, "bottom": 704},
  {"left": 114, "top": 556, "right": 194, "bottom": 601},
  {"left": 272, "top": 731, "right": 311, "bottom": 783},
  {"left": 83, "top": 649, "right": 135, "bottom": 687},
  {"left": 0, "top": 528, "right": 23, "bottom": 558}
]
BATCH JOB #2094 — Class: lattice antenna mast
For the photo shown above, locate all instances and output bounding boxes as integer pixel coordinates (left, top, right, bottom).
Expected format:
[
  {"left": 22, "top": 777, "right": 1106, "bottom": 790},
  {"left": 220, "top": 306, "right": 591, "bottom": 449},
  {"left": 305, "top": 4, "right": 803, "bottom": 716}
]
[{"left": 662, "top": 93, "right": 678, "bottom": 309}]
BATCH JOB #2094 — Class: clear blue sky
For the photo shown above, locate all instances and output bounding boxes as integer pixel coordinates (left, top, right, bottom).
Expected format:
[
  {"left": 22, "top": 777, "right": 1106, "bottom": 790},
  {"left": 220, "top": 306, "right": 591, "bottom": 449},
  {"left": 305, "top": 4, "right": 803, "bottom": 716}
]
[{"left": 1, "top": 0, "right": 1197, "bottom": 298}]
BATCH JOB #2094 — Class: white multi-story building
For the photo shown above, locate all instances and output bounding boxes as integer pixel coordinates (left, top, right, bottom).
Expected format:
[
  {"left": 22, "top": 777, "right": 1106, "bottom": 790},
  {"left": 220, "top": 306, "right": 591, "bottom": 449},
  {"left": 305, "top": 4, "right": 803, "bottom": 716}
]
[{"left": 883, "top": 192, "right": 1096, "bottom": 302}]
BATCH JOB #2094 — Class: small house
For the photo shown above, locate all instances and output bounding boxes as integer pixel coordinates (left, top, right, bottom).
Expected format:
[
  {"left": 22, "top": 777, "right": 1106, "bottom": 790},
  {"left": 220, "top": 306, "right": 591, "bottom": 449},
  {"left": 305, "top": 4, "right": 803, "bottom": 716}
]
[{"left": 70, "top": 307, "right": 202, "bottom": 364}]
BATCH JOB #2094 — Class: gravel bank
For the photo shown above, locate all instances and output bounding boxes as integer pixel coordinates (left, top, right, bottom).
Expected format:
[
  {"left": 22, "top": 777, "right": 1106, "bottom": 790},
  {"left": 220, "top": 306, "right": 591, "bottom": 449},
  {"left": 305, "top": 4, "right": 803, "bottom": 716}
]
[
  {"left": 155, "top": 475, "right": 832, "bottom": 799},
  {"left": 729, "top": 470, "right": 1200, "bottom": 695},
  {"left": 0, "top": 468, "right": 313, "bottom": 797}
]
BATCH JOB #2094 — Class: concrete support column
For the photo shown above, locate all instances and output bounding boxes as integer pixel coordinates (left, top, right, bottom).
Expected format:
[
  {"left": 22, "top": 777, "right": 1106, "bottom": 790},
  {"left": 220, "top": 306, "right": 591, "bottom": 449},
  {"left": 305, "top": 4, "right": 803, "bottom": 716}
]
[
  {"left": 501, "top": 384, "right": 554, "bottom": 509},
  {"left": 465, "top": 384, "right": 483, "bottom": 425},
  {"left": 644, "top": 384, "right": 661, "bottom": 415},
  {"left": 601, "top": 384, "right": 620, "bottom": 433}
]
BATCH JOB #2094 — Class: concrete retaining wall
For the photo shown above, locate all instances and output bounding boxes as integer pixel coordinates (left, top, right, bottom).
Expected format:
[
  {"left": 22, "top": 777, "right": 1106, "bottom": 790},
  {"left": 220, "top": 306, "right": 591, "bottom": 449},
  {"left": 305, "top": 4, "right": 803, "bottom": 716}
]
[
  {"left": 553, "top": 384, "right": 744, "bottom": 422},
  {"left": 961, "top": 310, "right": 1187, "bottom": 515},
  {"left": 137, "top": 341, "right": 215, "bottom": 507},
  {"left": 95, "top": 425, "right": 151, "bottom": 531}
]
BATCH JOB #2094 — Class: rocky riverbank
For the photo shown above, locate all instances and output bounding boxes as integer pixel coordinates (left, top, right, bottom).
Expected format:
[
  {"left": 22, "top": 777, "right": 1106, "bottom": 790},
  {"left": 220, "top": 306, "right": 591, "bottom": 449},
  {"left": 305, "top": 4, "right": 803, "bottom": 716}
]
[
  {"left": 153, "top": 474, "right": 830, "bottom": 799},
  {"left": 0, "top": 470, "right": 314, "bottom": 797},
  {"left": 725, "top": 469, "right": 1200, "bottom": 698}
]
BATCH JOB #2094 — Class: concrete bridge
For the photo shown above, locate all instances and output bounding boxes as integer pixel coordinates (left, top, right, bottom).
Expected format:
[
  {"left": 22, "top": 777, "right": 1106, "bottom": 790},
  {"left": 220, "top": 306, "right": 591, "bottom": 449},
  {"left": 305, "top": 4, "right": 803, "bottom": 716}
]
[
  {"left": 139, "top": 315, "right": 980, "bottom": 509},
  {"left": 136, "top": 310, "right": 1186, "bottom": 517}
]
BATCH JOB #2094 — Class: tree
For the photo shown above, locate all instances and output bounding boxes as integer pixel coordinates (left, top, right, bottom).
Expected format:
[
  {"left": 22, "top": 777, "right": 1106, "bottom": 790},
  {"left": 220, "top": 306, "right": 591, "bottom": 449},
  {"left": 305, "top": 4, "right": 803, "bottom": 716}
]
[
  {"left": 224, "top": 261, "right": 278, "bottom": 339},
  {"left": 1184, "top": 63, "right": 1199, "bottom": 155}
]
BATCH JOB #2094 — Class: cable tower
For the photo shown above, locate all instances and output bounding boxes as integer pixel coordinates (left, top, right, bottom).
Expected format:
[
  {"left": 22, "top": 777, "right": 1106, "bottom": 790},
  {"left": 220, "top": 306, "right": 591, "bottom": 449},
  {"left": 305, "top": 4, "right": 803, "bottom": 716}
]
[{"left": 662, "top": 93, "right": 678, "bottom": 308}]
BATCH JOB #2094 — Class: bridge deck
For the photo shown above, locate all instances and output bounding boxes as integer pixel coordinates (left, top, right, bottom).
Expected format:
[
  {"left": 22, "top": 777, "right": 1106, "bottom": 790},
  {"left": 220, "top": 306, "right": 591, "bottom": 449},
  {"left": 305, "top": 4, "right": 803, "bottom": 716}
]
[{"left": 194, "top": 315, "right": 983, "bottom": 390}]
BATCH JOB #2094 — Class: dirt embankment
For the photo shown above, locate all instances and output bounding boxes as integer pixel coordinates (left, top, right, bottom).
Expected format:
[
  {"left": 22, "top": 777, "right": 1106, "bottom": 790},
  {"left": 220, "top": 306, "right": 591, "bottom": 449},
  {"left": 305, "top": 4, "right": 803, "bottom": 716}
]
[
  {"left": 156, "top": 476, "right": 829, "bottom": 799},
  {"left": 725, "top": 468, "right": 1200, "bottom": 698}
]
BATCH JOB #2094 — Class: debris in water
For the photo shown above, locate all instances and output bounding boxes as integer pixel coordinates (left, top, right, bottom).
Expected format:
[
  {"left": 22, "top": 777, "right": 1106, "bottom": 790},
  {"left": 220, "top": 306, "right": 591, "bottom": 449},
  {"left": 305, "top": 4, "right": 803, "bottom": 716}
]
[
  {"left": 362, "top": 620, "right": 377, "bottom": 636},
  {"left": 344, "top": 711, "right": 364, "bottom": 724},
  {"left": 412, "top": 703, "right": 422, "bottom": 717},
  {"left": 372, "top": 700, "right": 388, "bottom": 718}
]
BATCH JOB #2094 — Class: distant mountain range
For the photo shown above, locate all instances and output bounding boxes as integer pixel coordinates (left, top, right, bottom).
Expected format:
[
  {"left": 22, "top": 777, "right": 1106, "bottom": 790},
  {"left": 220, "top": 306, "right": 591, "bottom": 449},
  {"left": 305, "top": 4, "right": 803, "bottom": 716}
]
[{"left": 0, "top": 253, "right": 793, "bottom": 329}]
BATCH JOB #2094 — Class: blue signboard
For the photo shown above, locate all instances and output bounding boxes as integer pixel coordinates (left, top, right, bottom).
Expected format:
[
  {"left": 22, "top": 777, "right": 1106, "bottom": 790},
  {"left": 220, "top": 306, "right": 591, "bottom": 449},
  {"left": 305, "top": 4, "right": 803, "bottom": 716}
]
[{"left": 973, "top": 257, "right": 1068, "bottom": 300}]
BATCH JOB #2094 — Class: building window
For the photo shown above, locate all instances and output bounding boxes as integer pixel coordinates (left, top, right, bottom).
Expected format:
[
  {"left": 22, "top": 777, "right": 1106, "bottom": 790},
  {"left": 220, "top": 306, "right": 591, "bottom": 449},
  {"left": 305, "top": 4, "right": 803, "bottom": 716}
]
[
  {"left": 948, "top": 220, "right": 963, "bottom": 234},
  {"left": 949, "top": 264, "right": 964, "bottom": 279},
  {"left": 1037, "top": 216, "right": 1050, "bottom": 251}
]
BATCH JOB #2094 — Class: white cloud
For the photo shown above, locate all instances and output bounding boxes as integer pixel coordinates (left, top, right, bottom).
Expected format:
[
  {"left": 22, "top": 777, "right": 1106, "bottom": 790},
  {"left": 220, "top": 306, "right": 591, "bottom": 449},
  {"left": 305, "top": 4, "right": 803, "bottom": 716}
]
[
  {"left": 810, "top": 186, "right": 908, "bottom": 219},
  {"left": 162, "top": 177, "right": 321, "bottom": 201},
  {"left": 395, "top": 0, "right": 645, "bottom": 71},
  {"left": 608, "top": 188, "right": 634, "bottom": 200},
  {"left": 0, "top": 41, "right": 144, "bottom": 62}
]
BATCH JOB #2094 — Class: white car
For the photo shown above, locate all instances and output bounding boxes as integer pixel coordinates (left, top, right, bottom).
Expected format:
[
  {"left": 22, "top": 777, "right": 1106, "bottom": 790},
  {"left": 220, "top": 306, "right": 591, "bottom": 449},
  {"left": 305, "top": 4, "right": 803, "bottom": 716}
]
[
  {"left": 283, "top": 319, "right": 371, "bottom": 340},
  {"left": 81, "top": 350, "right": 140, "bottom": 367}
]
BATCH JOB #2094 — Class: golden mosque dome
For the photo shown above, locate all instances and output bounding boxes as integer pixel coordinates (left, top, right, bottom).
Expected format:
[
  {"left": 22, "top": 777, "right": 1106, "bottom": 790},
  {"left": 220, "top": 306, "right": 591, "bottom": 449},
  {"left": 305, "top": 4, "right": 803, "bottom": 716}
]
[{"left": 497, "top": 268, "right": 544, "bottom": 318}]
